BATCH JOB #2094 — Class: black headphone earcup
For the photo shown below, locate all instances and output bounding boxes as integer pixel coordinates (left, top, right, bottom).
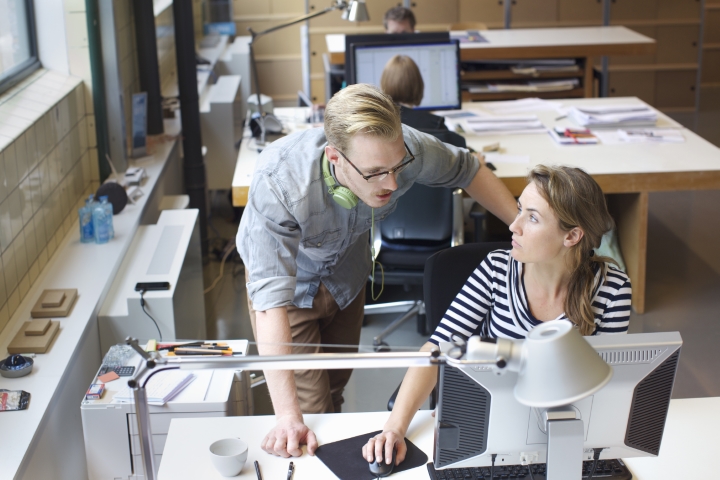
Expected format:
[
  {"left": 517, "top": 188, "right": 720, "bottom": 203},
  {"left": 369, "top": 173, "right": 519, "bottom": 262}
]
[{"left": 96, "top": 182, "right": 128, "bottom": 215}]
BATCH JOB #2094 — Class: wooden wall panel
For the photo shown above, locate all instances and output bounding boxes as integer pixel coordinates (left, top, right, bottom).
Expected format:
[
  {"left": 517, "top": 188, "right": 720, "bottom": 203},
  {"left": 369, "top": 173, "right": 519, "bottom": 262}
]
[
  {"left": 413, "top": 0, "right": 460, "bottom": 25},
  {"left": 256, "top": 58, "right": 303, "bottom": 98},
  {"left": 233, "top": 0, "right": 271, "bottom": 16},
  {"left": 655, "top": 25, "right": 699, "bottom": 64},
  {"left": 698, "top": 85, "right": 720, "bottom": 112},
  {"left": 609, "top": 71, "right": 656, "bottom": 105},
  {"left": 311, "top": 78, "right": 325, "bottom": 103},
  {"left": 656, "top": 0, "right": 701, "bottom": 20},
  {"left": 701, "top": 50, "right": 720, "bottom": 84},
  {"left": 705, "top": 9, "right": 720, "bottom": 44},
  {"left": 655, "top": 70, "right": 697, "bottom": 108},
  {"left": 458, "top": 0, "right": 505, "bottom": 24},
  {"left": 512, "top": 0, "right": 559, "bottom": 25},
  {"left": 309, "top": 33, "right": 328, "bottom": 74},
  {"left": 611, "top": 0, "right": 658, "bottom": 21},
  {"left": 557, "top": 0, "right": 602, "bottom": 23}
]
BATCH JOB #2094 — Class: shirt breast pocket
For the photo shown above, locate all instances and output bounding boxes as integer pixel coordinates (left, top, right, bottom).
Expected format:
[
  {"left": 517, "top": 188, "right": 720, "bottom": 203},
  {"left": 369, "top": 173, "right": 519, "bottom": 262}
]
[{"left": 302, "top": 228, "right": 342, "bottom": 250}]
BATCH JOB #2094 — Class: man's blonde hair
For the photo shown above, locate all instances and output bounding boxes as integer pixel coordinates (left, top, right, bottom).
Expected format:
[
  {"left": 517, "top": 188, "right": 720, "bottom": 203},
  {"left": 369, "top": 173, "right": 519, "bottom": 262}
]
[
  {"left": 381, "top": 55, "right": 424, "bottom": 107},
  {"left": 324, "top": 83, "right": 402, "bottom": 154}
]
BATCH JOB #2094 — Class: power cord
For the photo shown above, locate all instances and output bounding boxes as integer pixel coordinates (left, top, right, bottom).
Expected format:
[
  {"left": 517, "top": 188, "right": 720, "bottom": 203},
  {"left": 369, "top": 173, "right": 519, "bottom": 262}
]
[
  {"left": 587, "top": 447, "right": 605, "bottom": 480},
  {"left": 139, "top": 290, "right": 163, "bottom": 341},
  {"left": 491, "top": 453, "right": 497, "bottom": 479}
]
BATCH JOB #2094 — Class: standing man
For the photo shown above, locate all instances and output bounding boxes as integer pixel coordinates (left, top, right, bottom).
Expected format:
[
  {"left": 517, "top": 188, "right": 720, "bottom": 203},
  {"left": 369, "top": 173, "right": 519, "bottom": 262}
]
[
  {"left": 384, "top": 6, "right": 416, "bottom": 34},
  {"left": 237, "top": 84, "right": 517, "bottom": 458}
]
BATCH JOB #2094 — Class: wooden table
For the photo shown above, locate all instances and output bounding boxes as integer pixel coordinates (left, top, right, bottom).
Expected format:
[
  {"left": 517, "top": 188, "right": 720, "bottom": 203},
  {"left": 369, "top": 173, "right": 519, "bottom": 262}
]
[
  {"left": 327, "top": 26, "right": 655, "bottom": 101},
  {"left": 158, "top": 398, "right": 720, "bottom": 479}
]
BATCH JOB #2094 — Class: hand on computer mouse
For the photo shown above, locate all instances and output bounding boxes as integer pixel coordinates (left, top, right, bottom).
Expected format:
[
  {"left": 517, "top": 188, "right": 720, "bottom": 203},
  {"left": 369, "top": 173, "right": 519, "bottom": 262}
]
[
  {"left": 362, "top": 429, "right": 407, "bottom": 466},
  {"left": 368, "top": 446, "right": 396, "bottom": 478}
]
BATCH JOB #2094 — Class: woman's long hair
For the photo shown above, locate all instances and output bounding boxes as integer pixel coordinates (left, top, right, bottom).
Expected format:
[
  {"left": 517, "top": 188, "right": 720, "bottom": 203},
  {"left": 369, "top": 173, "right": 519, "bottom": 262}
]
[{"left": 528, "top": 165, "right": 616, "bottom": 335}]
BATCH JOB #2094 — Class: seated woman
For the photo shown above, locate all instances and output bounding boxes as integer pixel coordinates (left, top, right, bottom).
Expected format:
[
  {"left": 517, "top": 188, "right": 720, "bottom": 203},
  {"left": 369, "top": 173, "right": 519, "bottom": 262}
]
[
  {"left": 363, "top": 164, "right": 632, "bottom": 467},
  {"left": 380, "top": 55, "right": 448, "bottom": 131}
]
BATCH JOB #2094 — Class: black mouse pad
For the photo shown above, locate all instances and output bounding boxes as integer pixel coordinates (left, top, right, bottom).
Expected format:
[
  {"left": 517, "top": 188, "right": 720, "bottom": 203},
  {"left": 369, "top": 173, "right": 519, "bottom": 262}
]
[{"left": 315, "top": 430, "right": 428, "bottom": 479}]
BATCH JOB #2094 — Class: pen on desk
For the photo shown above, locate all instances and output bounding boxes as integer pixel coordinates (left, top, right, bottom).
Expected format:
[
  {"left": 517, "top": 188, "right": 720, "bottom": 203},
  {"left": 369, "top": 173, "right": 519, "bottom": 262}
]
[
  {"left": 254, "top": 460, "right": 263, "bottom": 480},
  {"left": 287, "top": 461, "right": 294, "bottom": 480},
  {"left": 555, "top": 115, "right": 567, "bottom": 121}
]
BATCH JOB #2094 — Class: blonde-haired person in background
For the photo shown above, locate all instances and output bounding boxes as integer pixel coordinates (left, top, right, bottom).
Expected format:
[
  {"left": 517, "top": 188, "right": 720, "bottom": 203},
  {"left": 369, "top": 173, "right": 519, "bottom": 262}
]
[
  {"left": 237, "top": 83, "right": 518, "bottom": 458},
  {"left": 363, "top": 165, "right": 632, "bottom": 469},
  {"left": 380, "top": 54, "right": 448, "bottom": 131}
]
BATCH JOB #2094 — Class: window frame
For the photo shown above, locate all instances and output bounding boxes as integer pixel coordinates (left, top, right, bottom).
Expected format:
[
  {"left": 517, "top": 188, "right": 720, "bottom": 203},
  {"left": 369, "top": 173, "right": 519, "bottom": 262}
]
[{"left": 0, "top": 0, "right": 41, "bottom": 96}]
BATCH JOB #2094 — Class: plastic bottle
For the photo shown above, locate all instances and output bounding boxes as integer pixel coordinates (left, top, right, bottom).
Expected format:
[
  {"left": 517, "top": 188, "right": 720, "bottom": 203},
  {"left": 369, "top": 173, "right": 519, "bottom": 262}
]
[
  {"left": 78, "top": 194, "right": 95, "bottom": 243},
  {"left": 100, "top": 196, "right": 114, "bottom": 239},
  {"left": 93, "top": 196, "right": 112, "bottom": 244}
]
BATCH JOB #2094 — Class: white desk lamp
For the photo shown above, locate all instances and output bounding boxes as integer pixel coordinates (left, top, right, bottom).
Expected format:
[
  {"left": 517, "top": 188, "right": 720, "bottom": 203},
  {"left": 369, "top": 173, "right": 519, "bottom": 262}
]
[
  {"left": 247, "top": 0, "right": 369, "bottom": 146},
  {"left": 125, "top": 319, "right": 609, "bottom": 480}
]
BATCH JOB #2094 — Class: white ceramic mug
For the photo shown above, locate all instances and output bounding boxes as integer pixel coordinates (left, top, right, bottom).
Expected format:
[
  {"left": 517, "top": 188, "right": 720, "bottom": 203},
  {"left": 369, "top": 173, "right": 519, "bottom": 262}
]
[{"left": 209, "top": 438, "right": 248, "bottom": 477}]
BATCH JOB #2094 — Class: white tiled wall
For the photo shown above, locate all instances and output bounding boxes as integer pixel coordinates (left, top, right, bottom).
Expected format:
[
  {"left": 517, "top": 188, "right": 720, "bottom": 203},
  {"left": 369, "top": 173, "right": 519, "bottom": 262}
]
[{"left": 0, "top": 72, "right": 94, "bottom": 334}]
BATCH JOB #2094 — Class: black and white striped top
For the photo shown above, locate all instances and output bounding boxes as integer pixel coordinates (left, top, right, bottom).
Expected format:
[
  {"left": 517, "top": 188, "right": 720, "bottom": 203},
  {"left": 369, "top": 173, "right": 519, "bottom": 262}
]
[{"left": 429, "top": 250, "right": 632, "bottom": 344}]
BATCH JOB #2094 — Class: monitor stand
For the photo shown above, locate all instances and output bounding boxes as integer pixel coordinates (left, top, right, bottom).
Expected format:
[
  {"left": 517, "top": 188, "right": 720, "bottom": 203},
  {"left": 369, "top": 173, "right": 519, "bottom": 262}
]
[{"left": 544, "top": 407, "right": 584, "bottom": 480}]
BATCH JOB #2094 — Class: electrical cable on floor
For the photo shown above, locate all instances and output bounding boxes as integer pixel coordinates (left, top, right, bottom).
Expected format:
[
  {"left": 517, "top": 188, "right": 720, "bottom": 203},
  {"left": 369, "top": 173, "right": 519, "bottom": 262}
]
[
  {"left": 204, "top": 243, "right": 235, "bottom": 294},
  {"left": 139, "top": 290, "right": 163, "bottom": 341}
]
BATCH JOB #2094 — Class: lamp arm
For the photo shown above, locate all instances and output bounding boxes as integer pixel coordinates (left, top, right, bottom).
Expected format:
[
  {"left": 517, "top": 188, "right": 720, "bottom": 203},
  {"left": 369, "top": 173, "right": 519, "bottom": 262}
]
[
  {"left": 466, "top": 335, "right": 524, "bottom": 372},
  {"left": 248, "top": 2, "right": 348, "bottom": 41}
]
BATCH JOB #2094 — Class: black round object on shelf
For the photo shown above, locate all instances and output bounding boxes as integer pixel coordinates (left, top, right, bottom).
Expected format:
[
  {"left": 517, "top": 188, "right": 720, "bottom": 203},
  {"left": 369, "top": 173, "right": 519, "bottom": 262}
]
[{"left": 96, "top": 182, "right": 128, "bottom": 215}]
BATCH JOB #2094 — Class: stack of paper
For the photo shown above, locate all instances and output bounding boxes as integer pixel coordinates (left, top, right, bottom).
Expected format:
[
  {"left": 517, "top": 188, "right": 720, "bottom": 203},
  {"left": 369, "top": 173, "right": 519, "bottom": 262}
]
[
  {"left": 482, "top": 98, "right": 563, "bottom": 114},
  {"left": 467, "top": 79, "right": 579, "bottom": 93},
  {"left": 568, "top": 105, "right": 657, "bottom": 128},
  {"left": 592, "top": 128, "right": 685, "bottom": 145},
  {"left": 433, "top": 110, "right": 483, "bottom": 132},
  {"left": 113, "top": 370, "right": 196, "bottom": 406},
  {"left": 460, "top": 115, "right": 547, "bottom": 136}
]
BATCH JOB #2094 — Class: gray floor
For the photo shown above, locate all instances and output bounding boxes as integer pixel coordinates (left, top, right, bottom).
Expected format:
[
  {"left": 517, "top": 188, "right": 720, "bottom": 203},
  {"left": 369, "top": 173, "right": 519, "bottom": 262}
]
[{"left": 203, "top": 114, "right": 720, "bottom": 414}]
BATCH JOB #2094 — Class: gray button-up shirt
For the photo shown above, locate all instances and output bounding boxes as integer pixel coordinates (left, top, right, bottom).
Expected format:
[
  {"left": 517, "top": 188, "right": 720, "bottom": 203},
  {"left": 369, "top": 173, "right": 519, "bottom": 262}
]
[{"left": 237, "top": 124, "right": 480, "bottom": 312}]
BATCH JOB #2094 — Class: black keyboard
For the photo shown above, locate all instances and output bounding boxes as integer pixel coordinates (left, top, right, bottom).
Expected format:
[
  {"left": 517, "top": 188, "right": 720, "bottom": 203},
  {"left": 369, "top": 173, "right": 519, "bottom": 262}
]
[{"left": 427, "top": 459, "right": 632, "bottom": 480}]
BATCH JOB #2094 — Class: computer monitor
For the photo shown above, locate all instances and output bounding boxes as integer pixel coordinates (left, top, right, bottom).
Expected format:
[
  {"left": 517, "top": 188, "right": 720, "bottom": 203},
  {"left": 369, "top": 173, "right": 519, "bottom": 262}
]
[
  {"left": 434, "top": 331, "right": 682, "bottom": 469},
  {"left": 344, "top": 32, "right": 450, "bottom": 87},
  {"left": 349, "top": 40, "right": 461, "bottom": 111}
]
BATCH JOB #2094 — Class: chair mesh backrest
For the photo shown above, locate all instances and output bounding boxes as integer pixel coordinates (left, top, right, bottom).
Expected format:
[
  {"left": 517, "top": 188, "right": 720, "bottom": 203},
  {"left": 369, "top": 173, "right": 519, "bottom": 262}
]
[
  {"left": 380, "top": 184, "right": 453, "bottom": 242},
  {"left": 423, "top": 242, "right": 512, "bottom": 330}
]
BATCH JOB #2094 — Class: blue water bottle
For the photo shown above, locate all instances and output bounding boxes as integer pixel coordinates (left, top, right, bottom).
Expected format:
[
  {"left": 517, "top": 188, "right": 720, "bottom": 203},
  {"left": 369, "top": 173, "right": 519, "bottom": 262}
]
[
  {"left": 78, "top": 194, "right": 95, "bottom": 243},
  {"left": 100, "top": 196, "right": 114, "bottom": 239},
  {"left": 93, "top": 196, "right": 112, "bottom": 244}
]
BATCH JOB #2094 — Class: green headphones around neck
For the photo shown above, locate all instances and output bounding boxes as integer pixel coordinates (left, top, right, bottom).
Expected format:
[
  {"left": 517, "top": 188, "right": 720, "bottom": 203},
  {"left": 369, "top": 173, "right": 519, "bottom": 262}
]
[{"left": 322, "top": 152, "right": 358, "bottom": 209}]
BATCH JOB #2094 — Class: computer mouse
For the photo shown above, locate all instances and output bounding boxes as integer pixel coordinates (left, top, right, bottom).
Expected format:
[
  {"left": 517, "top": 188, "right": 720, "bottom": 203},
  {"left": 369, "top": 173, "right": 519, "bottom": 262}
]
[{"left": 368, "top": 447, "right": 396, "bottom": 478}]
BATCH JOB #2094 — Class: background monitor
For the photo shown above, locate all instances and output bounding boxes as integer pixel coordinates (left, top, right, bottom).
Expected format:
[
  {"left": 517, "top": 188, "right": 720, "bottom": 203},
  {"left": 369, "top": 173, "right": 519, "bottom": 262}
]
[
  {"left": 344, "top": 32, "right": 450, "bottom": 87},
  {"left": 434, "top": 331, "right": 682, "bottom": 469},
  {"left": 350, "top": 40, "right": 461, "bottom": 111}
]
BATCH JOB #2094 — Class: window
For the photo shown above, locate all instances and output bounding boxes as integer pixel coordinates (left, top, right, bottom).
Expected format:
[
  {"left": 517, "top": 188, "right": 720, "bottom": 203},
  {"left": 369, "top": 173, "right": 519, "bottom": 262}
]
[{"left": 0, "top": 0, "right": 39, "bottom": 95}]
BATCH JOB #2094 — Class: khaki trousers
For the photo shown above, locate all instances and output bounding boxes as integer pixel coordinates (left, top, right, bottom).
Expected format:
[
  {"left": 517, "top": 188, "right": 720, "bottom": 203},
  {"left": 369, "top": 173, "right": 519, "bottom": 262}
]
[{"left": 247, "top": 281, "right": 366, "bottom": 414}]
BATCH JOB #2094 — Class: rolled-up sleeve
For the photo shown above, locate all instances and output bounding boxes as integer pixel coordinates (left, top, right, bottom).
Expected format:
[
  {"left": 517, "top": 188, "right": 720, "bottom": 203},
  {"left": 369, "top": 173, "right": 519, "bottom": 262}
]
[
  {"left": 237, "top": 173, "right": 301, "bottom": 311},
  {"left": 406, "top": 127, "right": 480, "bottom": 189}
]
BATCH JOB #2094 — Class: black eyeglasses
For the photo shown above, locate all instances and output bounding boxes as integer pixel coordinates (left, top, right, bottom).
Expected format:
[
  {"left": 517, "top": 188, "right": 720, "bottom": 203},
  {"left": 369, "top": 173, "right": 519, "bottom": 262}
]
[{"left": 335, "top": 142, "right": 415, "bottom": 183}]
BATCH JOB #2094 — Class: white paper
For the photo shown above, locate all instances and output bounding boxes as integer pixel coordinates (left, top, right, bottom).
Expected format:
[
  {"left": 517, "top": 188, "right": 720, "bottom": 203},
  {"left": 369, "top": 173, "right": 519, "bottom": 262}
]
[
  {"left": 113, "top": 370, "right": 196, "bottom": 406},
  {"left": 484, "top": 153, "right": 530, "bottom": 164},
  {"left": 482, "top": 98, "right": 563, "bottom": 114},
  {"left": 593, "top": 128, "right": 684, "bottom": 145}
]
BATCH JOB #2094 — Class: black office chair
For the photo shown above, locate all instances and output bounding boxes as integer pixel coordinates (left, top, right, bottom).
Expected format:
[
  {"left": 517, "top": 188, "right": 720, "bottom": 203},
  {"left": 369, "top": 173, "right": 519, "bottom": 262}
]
[
  {"left": 364, "top": 130, "right": 468, "bottom": 349},
  {"left": 387, "top": 241, "right": 512, "bottom": 411}
]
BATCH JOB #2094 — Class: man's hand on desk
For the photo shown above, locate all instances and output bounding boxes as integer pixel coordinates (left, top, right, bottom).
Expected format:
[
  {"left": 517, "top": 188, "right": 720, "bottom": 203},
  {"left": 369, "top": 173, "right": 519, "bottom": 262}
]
[{"left": 261, "top": 413, "right": 318, "bottom": 458}]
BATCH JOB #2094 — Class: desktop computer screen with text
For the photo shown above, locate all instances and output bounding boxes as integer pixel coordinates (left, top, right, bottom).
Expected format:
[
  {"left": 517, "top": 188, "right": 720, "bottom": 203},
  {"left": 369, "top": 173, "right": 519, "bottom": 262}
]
[{"left": 352, "top": 41, "right": 461, "bottom": 111}]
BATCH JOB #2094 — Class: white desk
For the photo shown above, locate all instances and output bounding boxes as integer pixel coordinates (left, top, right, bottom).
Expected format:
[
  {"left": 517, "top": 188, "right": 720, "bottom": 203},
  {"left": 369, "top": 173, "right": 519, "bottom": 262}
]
[
  {"left": 231, "top": 98, "right": 720, "bottom": 313},
  {"left": 159, "top": 397, "right": 719, "bottom": 479},
  {"left": 326, "top": 27, "right": 655, "bottom": 65},
  {"left": 159, "top": 411, "right": 434, "bottom": 479}
]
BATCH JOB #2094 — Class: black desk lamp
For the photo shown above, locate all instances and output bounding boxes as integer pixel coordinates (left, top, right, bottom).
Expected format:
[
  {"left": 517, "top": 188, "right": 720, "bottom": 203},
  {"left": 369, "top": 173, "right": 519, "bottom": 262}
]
[{"left": 247, "top": 0, "right": 370, "bottom": 146}]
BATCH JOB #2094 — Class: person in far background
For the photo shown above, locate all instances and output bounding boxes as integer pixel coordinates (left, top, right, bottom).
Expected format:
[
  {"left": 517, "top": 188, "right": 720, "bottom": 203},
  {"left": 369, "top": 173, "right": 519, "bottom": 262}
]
[
  {"left": 384, "top": 6, "right": 416, "bottom": 34},
  {"left": 380, "top": 54, "right": 447, "bottom": 131}
]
